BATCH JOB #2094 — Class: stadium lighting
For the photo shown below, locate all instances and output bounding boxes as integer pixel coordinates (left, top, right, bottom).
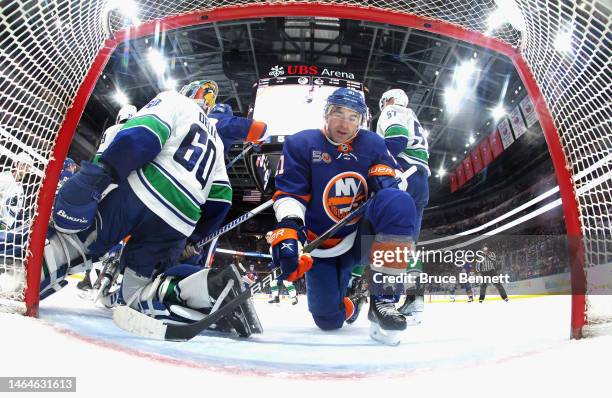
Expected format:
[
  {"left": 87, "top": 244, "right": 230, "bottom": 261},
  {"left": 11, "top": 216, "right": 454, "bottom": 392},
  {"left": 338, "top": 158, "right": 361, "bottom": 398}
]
[
  {"left": 444, "top": 88, "right": 462, "bottom": 114},
  {"left": 148, "top": 48, "right": 166, "bottom": 74},
  {"left": 468, "top": 135, "right": 475, "bottom": 145},
  {"left": 486, "top": 0, "right": 526, "bottom": 34},
  {"left": 114, "top": 90, "right": 128, "bottom": 106},
  {"left": 455, "top": 60, "right": 476, "bottom": 88},
  {"left": 438, "top": 167, "right": 447, "bottom": 178},
  {"left": 107, "top": 0, "right": 141, "bottom": 25},
  {"left": 491, "top": 103, "right": 506, "bottom": 120},
  {"left": 555, "top": 29, "right": 573, "bottom": 54},
  {"left": 164, "top": 77, "right": 177, "bottom": 90},
  {"left": 452, "top": 157, "right": 457, "bottom": 162}
]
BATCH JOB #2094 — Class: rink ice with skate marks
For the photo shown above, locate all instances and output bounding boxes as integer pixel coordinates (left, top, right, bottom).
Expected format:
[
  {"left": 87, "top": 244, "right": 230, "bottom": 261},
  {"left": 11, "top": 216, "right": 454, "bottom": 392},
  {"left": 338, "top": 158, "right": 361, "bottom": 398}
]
[{"left": 36, "top": 280, "right": 572, "bottom": 377}]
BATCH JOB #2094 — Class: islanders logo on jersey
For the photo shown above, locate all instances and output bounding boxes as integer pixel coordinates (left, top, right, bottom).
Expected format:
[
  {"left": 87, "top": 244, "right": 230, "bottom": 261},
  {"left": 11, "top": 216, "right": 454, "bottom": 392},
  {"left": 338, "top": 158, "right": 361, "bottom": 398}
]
[{"left": 322, "top": 172, "right": 368, "bottom": 225}]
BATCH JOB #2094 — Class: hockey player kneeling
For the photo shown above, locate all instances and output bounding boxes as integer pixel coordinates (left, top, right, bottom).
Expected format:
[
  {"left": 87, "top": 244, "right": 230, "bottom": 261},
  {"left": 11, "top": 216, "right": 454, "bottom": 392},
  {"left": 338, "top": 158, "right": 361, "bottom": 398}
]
[
  {"left": 271, "top": 87, "right": 417, "bottom": 345},
  {"left": 43, "top": 80, "right": 261, "bottom": 337}
]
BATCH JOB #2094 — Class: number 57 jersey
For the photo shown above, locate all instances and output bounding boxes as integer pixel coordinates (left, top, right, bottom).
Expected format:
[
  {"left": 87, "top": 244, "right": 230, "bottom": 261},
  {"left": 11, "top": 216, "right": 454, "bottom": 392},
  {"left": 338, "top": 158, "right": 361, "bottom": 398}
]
[{"left": 114, "top": 91, "right": 228, "bottom": 236}]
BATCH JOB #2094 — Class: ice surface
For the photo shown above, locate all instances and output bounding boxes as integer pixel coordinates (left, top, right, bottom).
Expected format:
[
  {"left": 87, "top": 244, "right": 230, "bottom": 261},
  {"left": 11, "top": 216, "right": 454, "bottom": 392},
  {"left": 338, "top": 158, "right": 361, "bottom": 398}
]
[{"left": 1, "top": 279, "right": 610, "bottom": 396}]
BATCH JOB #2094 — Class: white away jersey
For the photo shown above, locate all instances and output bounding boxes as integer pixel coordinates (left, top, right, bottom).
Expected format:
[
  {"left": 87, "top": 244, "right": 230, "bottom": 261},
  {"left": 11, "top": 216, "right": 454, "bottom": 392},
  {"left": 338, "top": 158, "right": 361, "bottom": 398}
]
[
  {"left": 377, "top": 104, "right": 430, "bottom": 175},
  {"left": 94, "top": 123, "right": 124, "bottom": 163},
  {"left": 121, "top": 91, "right": 230, "bottom": 236},
  {"left": 0, "top": 172, "right": 24, "bottom": 230}
]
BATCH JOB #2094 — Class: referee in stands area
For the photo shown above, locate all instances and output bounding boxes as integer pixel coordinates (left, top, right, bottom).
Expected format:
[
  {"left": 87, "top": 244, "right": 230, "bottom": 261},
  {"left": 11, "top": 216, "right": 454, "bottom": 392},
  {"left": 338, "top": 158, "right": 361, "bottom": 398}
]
[{"left": 476, "top": 243, "right": 509, "bottom": 303}]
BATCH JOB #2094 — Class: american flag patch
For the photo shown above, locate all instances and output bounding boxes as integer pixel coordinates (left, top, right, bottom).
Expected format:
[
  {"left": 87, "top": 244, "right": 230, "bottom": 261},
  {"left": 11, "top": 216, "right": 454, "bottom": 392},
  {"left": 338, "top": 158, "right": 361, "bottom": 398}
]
[{"left": 242, "top": 190, "right": 262, "bottom": 202}]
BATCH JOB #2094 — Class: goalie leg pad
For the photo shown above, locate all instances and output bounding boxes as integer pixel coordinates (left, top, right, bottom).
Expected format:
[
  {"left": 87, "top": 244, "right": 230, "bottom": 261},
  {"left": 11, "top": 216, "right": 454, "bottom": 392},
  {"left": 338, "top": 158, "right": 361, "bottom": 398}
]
[
  {"left": 122, "top": 264, "right": 263, "bottom": 336},
  {"left": 39, "top": 229, "right": 96, "bottom": 299}
]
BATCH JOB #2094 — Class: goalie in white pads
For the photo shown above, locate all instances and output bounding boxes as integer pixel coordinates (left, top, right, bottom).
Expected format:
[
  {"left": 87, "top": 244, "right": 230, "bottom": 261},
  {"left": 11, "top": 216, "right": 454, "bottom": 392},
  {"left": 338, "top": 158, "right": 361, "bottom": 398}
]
[{"left": 38, "top": 80, "right": 262, "bottom": 337}]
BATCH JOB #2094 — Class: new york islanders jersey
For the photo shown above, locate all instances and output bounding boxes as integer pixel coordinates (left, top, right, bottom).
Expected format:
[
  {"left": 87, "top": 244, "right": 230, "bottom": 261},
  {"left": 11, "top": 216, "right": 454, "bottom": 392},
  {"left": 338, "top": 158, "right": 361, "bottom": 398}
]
[
  {"left": 100, "top": 91, "right": 231, "bottom": 236},
  {"left": 377, "top": 104, "right": 430, "bottom": 175},
  {"left": 273, "top": 129, "right": 398, "bottom": 254}
]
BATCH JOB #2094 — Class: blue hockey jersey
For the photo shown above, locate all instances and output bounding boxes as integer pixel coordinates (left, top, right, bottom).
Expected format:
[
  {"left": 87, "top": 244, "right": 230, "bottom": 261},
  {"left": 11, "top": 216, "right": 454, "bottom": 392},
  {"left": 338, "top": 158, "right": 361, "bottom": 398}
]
[
  {"left": 208, "top": 112, "right": 266, "bottom": 155},
  {"left": 273, "top": 128, "right": 398, "bottom": 247}
]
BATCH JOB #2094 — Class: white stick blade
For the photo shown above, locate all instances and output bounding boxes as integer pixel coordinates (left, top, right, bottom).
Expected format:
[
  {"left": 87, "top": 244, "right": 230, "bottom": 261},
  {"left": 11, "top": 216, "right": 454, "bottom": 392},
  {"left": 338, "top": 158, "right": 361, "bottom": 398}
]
[{"left": 112, "top": 306, "right": 167, "bottom": 340}]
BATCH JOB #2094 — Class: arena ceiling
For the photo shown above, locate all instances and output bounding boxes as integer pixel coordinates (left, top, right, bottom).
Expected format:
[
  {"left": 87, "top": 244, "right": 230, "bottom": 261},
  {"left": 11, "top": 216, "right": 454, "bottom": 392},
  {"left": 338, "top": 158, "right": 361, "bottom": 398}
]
[{"left": 73, "top": 16, "right": 532, "bottom": 205}]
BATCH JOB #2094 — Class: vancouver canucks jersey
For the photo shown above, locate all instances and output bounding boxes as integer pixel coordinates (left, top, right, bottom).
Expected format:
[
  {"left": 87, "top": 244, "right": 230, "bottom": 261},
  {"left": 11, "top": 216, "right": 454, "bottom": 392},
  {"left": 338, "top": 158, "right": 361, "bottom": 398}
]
[
  {"left": 93, "top": 123, "right": 124, "bottom": 164},
  {"left": 377, "top": 104, "right": 430, "bottom": 175},
  {"left": 100, "top": 91, "right": 231, "bottom": 236},
  {"left": 0, "top": 172, "right": 24, "bottom": 230},
  {"left": 274, "top": 129, "right": 397, "bottom": 249}
]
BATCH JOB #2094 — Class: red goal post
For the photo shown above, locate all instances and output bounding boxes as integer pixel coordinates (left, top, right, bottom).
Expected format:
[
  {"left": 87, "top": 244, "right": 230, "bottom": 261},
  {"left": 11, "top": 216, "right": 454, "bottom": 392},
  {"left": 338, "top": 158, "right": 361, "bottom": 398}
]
[{"left": 0, "top": 1, "right": 609, "bottom": 339}]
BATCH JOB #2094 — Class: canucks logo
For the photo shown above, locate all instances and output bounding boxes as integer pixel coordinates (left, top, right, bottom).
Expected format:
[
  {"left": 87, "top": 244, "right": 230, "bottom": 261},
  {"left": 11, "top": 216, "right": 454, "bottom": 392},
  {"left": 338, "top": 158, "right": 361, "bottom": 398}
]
[{"left": 323, "top": 172, "right": 368, "bottom": 225}]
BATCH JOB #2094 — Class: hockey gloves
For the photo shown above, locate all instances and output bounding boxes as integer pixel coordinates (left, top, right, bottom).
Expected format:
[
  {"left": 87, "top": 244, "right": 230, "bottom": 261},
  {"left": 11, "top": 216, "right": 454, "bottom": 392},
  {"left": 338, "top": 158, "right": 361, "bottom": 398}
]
[
  {"left": 367, "top": 164, "right": 399, "bottom": 193},
  {"left": 270, "top": 218, "right": 313, "bottom": 282},
  {"left": 53, "top": 161, "right": 113, "bottom": 233}
]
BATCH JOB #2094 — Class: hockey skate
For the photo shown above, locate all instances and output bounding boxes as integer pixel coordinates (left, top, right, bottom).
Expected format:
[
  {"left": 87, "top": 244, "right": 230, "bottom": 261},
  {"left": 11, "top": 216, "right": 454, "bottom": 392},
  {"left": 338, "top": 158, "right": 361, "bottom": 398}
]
[
  {"left": 268, "top": 296, "right": 280, "bottom": 304},
  {"left": 76, "top": 269, "right": 93, "bottom": 291},
  {"left": 291, "top": 296, "right": 298, "bottom": 305},
  {"left": 398, "top": 295, "right": 424, "bottom": 325},
  {"left": 345, "top": 276, "right": 368, "bottom": 324},
  {"left": 368, "top": 296, "right": 406, "bottom": 346}
]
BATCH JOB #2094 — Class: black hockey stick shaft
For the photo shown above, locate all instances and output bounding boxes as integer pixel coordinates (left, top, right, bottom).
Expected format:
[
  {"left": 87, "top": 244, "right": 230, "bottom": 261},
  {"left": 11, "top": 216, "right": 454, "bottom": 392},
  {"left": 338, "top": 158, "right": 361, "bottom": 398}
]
[
  {"left": 225, "top": 143, "right": 254, "bottom": 170},
  {"left": 194, "top": 199, "right": 273, "bottom": 252},
  {"left": 164, "top": 194, "right": 373, "bottom": 340},
  {"left": 163, "top": 166, "right": 417, "bottom": 340}
]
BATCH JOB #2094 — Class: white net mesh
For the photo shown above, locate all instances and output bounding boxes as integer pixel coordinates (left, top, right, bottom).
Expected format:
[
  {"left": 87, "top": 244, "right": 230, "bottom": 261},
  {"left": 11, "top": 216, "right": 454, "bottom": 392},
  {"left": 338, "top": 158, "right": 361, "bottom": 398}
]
[{"left": 0, "top": 0, "right": 610, "bottom": 332}]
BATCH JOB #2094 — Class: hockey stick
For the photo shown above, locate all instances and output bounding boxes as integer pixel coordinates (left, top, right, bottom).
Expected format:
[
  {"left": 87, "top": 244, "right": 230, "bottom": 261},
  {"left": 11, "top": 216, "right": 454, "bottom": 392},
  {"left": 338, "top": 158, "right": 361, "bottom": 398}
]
[
  {"left": 113, "top": 166, "right": 417, "bottom": 341},
  {"left": 225, "top": 144, "right": 253, "bottom": 170},
  {"left": 195, "top": 198, "right": 273, "bottom": 251}
]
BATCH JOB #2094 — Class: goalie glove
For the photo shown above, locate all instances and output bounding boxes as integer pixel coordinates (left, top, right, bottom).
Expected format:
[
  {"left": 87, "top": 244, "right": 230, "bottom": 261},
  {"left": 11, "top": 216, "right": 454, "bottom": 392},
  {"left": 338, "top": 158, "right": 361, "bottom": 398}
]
[
  {"left": 53, "top": 161, "right": 113, "bottom": 233},
  {"left": 270, "top": 218, "right": 313, "bottom": 282}
]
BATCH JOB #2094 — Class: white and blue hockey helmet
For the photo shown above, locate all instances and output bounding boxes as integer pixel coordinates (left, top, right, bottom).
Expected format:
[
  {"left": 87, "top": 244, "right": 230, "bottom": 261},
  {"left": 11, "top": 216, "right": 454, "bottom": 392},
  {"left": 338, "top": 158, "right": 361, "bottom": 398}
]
[
  {"left": 116, "top": 104, "right": 137, "bottom": 124},
  {"left": 379, "top": 88, "right": 409, "bottom": 111},
  {"left": 325, "top": 88, "right": 367, "bottom": 121}
]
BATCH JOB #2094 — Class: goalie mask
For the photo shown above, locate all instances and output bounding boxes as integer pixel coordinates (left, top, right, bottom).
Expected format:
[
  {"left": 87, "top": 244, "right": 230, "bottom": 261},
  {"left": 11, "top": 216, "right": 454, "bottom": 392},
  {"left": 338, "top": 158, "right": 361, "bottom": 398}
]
[
  {"left": 180, "top": 80, "right": 219, "bottom": 113},
  {"left": 379, "top": 88, "right": 409, "bottom": 111}
]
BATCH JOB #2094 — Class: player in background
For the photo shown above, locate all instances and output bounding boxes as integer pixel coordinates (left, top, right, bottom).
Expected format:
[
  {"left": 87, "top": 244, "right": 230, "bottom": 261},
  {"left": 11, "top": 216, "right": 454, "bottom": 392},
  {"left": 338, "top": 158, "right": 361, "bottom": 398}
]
[
  {"left": 37, "top": 80, "right": 261, "bottom": 337},
  {"left": 93, "top": 104, "right": 137, "bottom": 163},
  {"left": 57, "top": 158, "right": 79, "bottom": 190},
  {"left": 265, "top": 230, "right": 298, "bottom": 305},
  {"left": 376, "top": 88, "right": 430, "bottom": 322},
  {"left": 270, "top": 87, "right": 417, "bottom": 345},
  {"left": 0, "top": 152, "right": 33, "bottom": 232},
  {"left": 0, "top": 152, "right": 33, "bottom": 259},
  {"left": 207, "top": 103, "right": 267, "bottom": 155},
  {"left": 450, "top": 263, "right": 475, "bottom": 302}
]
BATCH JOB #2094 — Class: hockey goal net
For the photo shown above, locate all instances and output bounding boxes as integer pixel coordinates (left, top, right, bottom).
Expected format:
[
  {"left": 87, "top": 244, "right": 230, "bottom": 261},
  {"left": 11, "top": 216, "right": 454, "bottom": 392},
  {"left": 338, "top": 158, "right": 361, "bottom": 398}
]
[{"left": 0, "top": 0, "right": 610, "bottom": 338}]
